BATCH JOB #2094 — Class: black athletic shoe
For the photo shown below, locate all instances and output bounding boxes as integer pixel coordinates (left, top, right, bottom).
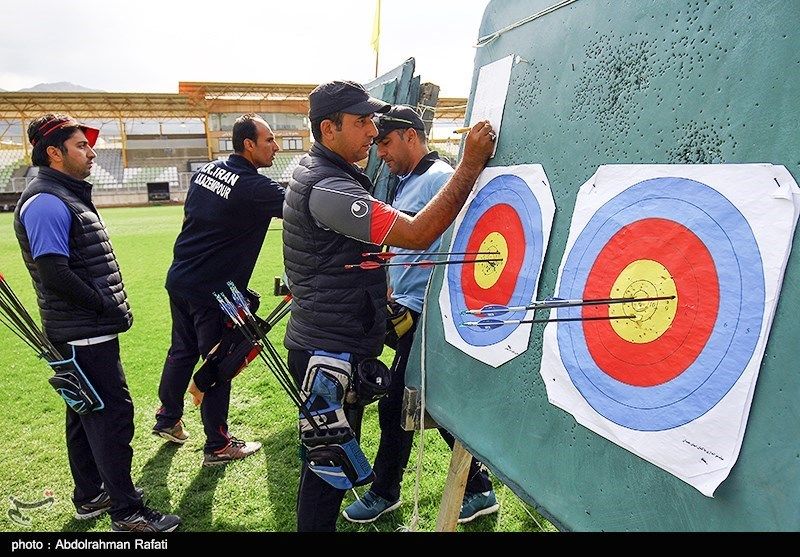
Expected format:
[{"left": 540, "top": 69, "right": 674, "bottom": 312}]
[
  {"left": 111, "top": 506, "right": 181, "bottom": 532},
  {"left": 74, "top": 486, "right": 144, "bottom": 520}
]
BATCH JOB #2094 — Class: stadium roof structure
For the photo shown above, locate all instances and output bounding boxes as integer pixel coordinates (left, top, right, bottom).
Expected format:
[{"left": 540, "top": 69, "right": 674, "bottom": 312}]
[
  {"left": 179, "top": 82, "right": 316, "bottom": 102},
  {"left": 0, "top": 92, "right": 204, "bottom": 119},
  {"left": 177, "top": 82, "right": 315, "bottom": 115},
  {"left": 0, "top": 83, "right": 466, "bottom": 121},
  {"left": 433, "top": 97, "right": 469, "bottom": 121},
  {"left": 0, "top": 82, "right": 319, "bottom": 121}
]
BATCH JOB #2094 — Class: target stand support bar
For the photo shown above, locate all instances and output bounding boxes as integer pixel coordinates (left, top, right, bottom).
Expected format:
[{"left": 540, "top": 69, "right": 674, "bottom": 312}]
[
  {"left": 402, "top": 386, "right": 479, "bottom": 533},
  {"left": 401, "top": 386, "right": 439, "bottom": 431}
]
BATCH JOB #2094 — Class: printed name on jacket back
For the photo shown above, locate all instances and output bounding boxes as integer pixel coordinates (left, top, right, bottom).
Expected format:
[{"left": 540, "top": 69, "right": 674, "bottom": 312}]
[{"left": 194, "top": 162, "right": 241, "bottom": 199}]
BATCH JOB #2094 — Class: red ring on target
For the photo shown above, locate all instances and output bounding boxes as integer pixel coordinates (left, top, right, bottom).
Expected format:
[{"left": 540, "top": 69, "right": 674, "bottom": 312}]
[
  {"left": 460, "top": 204, "right": 525, "bottom": 310},
  {"left": 582, "top": 218, "right": 719, "bottom": 386}
]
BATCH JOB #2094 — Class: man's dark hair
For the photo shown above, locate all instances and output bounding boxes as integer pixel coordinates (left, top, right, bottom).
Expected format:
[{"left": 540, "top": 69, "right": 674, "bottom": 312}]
[
  {"left": 232, "top": 113, "right": 262, "bottom": 153},
  {"left": 311, "top": 112, "right": 344, "bottom": 143},
  {"left": 28, "top": 114, "right": 81, "bottom": 167},
  {"left": 413, "top": 127, "right": 428, "bottom": 147}
]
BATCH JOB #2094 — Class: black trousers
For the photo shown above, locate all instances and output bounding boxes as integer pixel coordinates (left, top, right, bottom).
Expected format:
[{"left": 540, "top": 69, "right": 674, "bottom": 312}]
[
  {"left": 288, "top": 349, "right": 366, "bottom": 532},
  {"left": 59, "top": 337, "right": 142, "bottom": 521},
  {"left": 155, "top": 292, "right": 232, "bottom": 452},
  {"left": 371, "top": 309, "right": 493, "bottom": 503}
]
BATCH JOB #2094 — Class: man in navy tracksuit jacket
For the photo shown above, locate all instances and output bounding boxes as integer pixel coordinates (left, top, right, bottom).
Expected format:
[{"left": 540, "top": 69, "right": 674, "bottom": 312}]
[{"left": 153, "top": 114, "right": 285, "bottom": 466}]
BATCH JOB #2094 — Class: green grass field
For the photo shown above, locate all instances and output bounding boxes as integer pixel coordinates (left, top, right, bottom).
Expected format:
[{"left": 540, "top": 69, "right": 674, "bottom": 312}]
[{"left": 0, "top": 205, "right": 554, "bottom": 533}]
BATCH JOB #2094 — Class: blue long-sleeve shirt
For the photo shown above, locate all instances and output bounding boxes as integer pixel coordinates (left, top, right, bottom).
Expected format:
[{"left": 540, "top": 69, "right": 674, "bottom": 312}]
[{"left": 388, "top": 152, "right": 453, "bottom": 313}]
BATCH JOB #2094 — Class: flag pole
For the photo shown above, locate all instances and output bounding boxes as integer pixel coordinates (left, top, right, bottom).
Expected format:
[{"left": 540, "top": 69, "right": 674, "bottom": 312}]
[{"left": 372, "top": 0, "right": 381, "bottom": 77}]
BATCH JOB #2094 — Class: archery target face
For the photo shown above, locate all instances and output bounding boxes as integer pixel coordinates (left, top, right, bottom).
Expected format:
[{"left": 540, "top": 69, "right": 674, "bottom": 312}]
[
  {"left": 542, "top": 164, "right": 800, "bottom": 496},
  {"left": 556, "top": 177, "right": 765, "bottom": 431},
  {"left": 439, "top": 165, "right": 555, "bottom": 367},
  {"left": 451, "top": 185, "right": 536, "bottom": 345}
]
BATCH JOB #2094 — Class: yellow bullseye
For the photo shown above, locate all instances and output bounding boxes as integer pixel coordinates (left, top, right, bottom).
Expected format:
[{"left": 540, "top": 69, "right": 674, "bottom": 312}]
[
  {"left": 608, "top": 259, "right": 678, "bottom": 343},
  {"left": 474, "top": 232, "right": 507, "bottom": 289}
]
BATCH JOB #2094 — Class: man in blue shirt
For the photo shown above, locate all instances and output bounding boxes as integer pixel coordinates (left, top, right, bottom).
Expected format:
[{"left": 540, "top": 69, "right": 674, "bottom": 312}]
[
  {"left": 14, "top": 114, "right": 180, "bottom": 531},
  {"left": 342, "top": 106, "right": 498, "bottom": 525},
  {"left": 152, "top": 114, "right": 285, "bottom": 467}
]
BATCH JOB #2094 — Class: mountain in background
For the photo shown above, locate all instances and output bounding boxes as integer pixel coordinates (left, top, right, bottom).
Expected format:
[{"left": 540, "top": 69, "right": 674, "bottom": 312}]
[{"left": 15, "top": 82, "right": 102, "bottom": 93}]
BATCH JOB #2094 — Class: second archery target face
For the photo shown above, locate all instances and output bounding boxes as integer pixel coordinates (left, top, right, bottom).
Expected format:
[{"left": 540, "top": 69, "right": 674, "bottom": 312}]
[
  {"left": 439, "top": 165, "right": 555, "bottom": 367},
  {"left": 540, "top": 164, "right": 800, "bottom": 496},
  {"left": 556, "top": 178, "right": 764, "bottom": 430}
]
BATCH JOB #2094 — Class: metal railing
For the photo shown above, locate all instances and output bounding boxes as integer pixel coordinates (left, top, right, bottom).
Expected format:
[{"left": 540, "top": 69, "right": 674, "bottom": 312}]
[{"left": 3, "top": 173, "right": 194, "bottom": 195}]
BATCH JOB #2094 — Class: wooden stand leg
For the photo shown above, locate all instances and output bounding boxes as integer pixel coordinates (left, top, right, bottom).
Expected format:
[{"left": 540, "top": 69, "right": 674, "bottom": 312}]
[{"left": 435, "top": 440, "right": 472, "bottom": 532}]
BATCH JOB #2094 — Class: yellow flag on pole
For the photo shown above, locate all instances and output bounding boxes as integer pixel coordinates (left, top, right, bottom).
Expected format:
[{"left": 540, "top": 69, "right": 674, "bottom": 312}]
[{"left": 371, "top": 0, "right": 381, "bottom": 53}]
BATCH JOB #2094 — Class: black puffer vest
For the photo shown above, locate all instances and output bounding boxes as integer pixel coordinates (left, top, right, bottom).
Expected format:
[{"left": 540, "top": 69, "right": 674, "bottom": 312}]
[
  {"left": 13, "top": 167, "right": 133, "bottom": 344},
  {"left": 283, "top": 143, "right": 387, "bottom": 357}
]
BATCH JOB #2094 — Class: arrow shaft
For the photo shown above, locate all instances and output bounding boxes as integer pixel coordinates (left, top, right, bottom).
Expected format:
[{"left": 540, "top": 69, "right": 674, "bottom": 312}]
[
  {"left": 519, "top": 315, "right": 636, "bottom": 324},
  {"left": 346, "top": 257, "right": 503, "bottom": 270},
  {"left": 462, "top": 315, "right": 636, "bottom": 329},
  {"left": 463, "top": 295, "right": 675, "bottom": 316},
  {"left": 363, "top": 250, "right": 499, "bottom": 260},
  {"left": 217, "top": 286, "right": 320, "bottom": 434},
  {"left": 403, "top": 257, "right": 503, "bottom": 268}
]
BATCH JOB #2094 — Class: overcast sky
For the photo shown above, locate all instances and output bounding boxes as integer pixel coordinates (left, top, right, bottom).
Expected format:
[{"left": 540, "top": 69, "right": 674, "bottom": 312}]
[{"left": 0, "top": 0, "right": 491, "bottom": 97}]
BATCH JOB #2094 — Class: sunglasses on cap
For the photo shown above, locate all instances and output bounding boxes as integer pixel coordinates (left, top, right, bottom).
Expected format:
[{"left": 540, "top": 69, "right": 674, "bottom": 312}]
[
  {"left": 374, "top": 114, "right": 418, "bottom": 127},
  {"left": 32, "top": 118, "right": 99, "bottom": 148}
]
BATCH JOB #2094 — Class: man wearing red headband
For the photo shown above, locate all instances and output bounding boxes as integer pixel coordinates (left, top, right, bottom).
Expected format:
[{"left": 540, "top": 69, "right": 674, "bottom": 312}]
[{"left": 13, "top": 114, "right": 181, "bottom": 532}]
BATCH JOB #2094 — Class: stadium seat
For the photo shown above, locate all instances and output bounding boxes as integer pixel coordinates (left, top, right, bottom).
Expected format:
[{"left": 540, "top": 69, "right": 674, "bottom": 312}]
[
  {"left": 0, "top": 149, "right": 26, "bottom": 191},
  {"left": 258, "top": 153, "right": 303, "bottom": 185}
]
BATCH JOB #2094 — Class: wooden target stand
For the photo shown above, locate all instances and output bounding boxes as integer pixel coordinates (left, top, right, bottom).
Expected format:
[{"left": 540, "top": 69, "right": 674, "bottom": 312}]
[{"left": 402, "top": 386, "right": 474, "bottom": 531}]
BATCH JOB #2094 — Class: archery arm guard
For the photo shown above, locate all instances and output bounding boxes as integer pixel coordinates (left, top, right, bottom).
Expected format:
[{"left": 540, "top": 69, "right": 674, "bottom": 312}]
[
  {"left": 299, "top": 354, "right": 374, "bottom": 489},
  {"left": 48, "top": 346, "right": 104, "bottom": 415}
]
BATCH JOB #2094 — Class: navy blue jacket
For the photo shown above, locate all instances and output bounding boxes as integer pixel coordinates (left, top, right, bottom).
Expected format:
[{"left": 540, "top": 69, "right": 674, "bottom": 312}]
[{"left": 166, "top": 154, "right": 285, "bottom": 303}]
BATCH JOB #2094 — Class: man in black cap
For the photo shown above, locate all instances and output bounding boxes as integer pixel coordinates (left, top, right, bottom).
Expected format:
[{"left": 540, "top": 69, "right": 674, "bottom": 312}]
[
  {"left": 283, "top": 82, "right": 496, "bottom": 531},
  {"left": 14, "top": 114, "right": 180, "bottom": 531},
  {"left": 342, "top": 105, "right": 498, "bottom": 525}
]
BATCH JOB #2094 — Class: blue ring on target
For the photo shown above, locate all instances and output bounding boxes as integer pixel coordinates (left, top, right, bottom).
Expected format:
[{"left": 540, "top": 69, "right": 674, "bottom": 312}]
[
  {"left": 557, "top": 177, "right": 765, "bottom": 431},
  {"left": 448, "top": 174, "right": 543, "bottom": 346}
]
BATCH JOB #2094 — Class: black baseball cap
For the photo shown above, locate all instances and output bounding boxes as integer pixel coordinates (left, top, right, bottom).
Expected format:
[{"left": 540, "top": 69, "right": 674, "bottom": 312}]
[
  {"left": 374, "top": 105, "right": 425, "bottom": 142},
  {"left": 308, "top": 80, "right": 390, "bottom": 122}
]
